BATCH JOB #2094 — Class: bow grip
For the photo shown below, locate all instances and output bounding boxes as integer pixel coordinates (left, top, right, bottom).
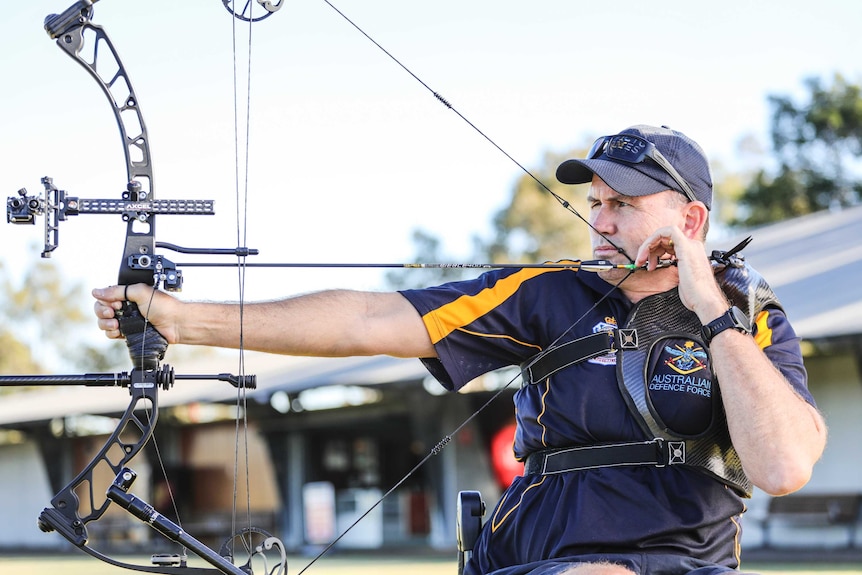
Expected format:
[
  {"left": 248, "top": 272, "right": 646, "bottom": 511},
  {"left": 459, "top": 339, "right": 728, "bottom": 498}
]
[{"left": 116, "top": 300, "right": 168, "bottom": 370}]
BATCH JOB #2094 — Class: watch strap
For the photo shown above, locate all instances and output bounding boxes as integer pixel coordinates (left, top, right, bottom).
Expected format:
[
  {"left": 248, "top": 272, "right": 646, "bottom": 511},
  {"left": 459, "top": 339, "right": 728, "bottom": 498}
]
[{"left": 701, "top": 306, "right": 750, "bottom": 343}]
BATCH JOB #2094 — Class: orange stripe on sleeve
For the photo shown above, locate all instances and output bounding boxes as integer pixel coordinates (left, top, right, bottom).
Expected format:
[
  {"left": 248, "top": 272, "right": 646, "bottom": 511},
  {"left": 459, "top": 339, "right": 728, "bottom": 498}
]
[
  {"left": 421, "top": 267, "right": 566, "bottom": 344},
  {"left": 753, "top": 310, "right": 773, "bottom": 349}
]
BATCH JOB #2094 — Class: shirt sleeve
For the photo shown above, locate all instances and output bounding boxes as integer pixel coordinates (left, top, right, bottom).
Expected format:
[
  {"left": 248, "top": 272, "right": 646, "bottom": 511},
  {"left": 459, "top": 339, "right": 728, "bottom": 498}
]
[
  {"left": 754, "top": 305, "right": 815, "bottom": 406},
  {"left": 400, "top": 268, "right": 567, "bottom": 391}
]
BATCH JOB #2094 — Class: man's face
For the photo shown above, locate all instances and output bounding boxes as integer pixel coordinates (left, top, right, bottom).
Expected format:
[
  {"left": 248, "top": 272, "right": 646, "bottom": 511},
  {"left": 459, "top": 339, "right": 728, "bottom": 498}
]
[{"left": 586, "top": 175, "right": 685, "bottom": 282}]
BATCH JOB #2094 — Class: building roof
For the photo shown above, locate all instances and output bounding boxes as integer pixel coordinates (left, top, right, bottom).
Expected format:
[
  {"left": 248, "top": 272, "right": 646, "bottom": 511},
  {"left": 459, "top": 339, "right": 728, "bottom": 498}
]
[{"left": 712, "top": 204, "right": 862, "bottom": 341}]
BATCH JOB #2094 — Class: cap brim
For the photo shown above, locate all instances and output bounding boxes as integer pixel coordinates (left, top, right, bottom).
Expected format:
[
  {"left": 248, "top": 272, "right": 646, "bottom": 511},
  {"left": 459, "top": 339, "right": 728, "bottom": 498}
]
[
  {"left": 555, "top": 159, "right": 595, "bottom": 185},
  {"left": 556, "top": 158, "right": 674, "bottom": 198}
]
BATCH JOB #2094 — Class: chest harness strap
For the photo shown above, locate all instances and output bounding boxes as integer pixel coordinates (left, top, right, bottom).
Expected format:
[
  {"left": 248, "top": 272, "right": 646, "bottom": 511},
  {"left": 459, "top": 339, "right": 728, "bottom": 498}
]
[
  {"left": 521, "top": 330, "right": 616, "bottom": 385},
  {"left": 524, "top": 438, "right": 685, "bottom": 475}
]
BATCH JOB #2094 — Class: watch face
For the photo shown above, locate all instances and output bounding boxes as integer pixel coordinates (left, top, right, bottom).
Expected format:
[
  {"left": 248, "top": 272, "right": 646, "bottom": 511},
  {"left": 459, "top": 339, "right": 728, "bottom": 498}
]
[{"left": 731, "top": 306, "right": 751, "bottom": 332}]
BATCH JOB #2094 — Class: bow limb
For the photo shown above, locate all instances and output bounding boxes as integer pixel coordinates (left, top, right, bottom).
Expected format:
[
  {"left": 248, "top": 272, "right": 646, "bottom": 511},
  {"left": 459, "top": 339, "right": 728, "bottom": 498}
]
[
  {"left": 1, "top": 372, "right": 242, "bottom": 575},
  {"left": 45, "top": 3, "right": 179, "bottom": 370},
  {"left": 35, "top": 372, "right": 159, "bottom": 543}
]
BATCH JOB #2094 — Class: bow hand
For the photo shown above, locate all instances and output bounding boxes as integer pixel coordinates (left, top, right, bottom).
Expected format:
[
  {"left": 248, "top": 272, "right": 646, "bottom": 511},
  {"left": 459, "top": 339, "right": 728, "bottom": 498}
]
[{"left": 94, "top": 284, "right": 179, "bottom": 344}]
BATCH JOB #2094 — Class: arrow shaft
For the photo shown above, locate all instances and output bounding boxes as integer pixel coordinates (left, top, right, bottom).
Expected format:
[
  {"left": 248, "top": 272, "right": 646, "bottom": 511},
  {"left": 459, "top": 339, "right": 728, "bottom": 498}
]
[{"left": 174, "top": 260, "right": 652, "bottom": 271}]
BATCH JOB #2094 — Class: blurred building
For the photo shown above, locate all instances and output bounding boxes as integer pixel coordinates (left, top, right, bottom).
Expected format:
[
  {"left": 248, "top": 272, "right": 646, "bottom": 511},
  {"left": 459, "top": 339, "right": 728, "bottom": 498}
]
[{"left": 1, "top": 205, "right": 860, "bottom": 560}]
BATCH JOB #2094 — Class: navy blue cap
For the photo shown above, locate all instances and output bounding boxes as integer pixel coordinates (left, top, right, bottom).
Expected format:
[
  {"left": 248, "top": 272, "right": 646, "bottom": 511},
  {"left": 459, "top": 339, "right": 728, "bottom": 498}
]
[{"left": 556, "top": 125, "right": 713, "bottom": 210}]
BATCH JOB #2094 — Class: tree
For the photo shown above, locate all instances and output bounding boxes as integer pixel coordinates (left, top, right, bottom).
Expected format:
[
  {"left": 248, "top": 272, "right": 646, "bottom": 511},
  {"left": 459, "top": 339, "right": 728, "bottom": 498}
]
[
  {"left": 0, "top": 250, "right": 126, "bottom": 381},
  {"left": 0, "top": 330, "right": 40, "bottom": 377},
  {"left": 478, "top": 148, "right": 592, "bottom": 266},
  {"left": 0, "top": 259, "right": 44, "bottom": 378},
  {"left": 383, "top": 229, "right": 480, "bottom": 290},
  {"left": 735, "top": 74, "right": 862, "bottom": 225}
]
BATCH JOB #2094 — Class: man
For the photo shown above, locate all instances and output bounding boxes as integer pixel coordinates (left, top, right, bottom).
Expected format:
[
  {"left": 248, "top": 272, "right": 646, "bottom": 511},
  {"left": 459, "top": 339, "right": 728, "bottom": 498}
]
[{"left": 94, "top": 125, "right": 826, "bottom": 575}]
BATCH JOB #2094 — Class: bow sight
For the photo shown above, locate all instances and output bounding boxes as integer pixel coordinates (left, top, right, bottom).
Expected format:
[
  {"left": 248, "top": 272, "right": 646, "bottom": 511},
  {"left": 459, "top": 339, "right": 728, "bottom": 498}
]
[
  {"left": 2, "top": 2, "right": 283, "bottom": 574},
  {"left": 8, "top": 176, "right": 216, "bottom": 286},
  {"left": 6, "top": 188, "right": 41, "bottom": 224}
]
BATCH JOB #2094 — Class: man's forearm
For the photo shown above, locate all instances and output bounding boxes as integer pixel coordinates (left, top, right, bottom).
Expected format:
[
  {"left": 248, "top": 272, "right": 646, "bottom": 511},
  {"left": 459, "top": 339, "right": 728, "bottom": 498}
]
[
  {"left": 710, "top": 329, "right": 827, "bottom": 495},
  {"left": 177, "top": 290, "right": 435, "bottom": 358}
]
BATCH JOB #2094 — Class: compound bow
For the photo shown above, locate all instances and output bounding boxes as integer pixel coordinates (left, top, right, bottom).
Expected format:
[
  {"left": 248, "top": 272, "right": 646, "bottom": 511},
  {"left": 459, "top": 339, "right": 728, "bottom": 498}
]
[
  {"left": 3, "top": 2, "right": 755, "bottom": 575},
  {"left": 3, "top": 1, "right": 286, "bottom": 573}
]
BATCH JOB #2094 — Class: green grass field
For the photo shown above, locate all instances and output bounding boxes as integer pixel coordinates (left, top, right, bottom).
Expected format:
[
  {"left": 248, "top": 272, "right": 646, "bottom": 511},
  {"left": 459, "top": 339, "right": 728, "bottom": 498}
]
[{"left": 1, "top": 553, "right": 861, "bottom": 575}]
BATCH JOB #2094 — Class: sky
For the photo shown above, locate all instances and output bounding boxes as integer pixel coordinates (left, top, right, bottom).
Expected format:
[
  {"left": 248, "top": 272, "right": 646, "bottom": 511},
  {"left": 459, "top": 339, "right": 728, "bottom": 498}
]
[{"left": 1, "top": 0, "right": 861, "bottom": 308}]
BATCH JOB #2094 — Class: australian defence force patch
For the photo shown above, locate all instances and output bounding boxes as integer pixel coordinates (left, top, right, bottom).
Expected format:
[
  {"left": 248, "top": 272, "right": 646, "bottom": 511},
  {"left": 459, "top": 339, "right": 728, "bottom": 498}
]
[{"left": 645, "top": 336, "right": 715, "bottom": 437}]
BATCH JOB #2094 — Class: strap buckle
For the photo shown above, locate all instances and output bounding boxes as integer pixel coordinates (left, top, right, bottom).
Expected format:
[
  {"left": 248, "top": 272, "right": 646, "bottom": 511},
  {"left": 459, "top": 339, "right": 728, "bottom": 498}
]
[{"left": 655, "top": 438, "right": 686, "bottom": 467}]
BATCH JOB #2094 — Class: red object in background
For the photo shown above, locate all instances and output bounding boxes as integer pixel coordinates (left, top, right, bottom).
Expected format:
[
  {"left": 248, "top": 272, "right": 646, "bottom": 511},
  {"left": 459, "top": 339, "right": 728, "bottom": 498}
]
[{"left": 490, "top": 423, "right": 524, "bottom": 489}]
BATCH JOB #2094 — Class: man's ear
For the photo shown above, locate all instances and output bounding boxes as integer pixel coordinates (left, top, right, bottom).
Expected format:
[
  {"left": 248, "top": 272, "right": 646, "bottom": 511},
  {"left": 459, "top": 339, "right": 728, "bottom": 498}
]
[{"left": 682, "top": 201, "right": 710, "bottom": 239}]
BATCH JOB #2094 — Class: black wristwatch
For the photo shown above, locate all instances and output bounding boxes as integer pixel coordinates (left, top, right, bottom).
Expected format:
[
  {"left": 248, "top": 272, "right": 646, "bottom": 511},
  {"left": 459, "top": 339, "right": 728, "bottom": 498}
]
[{"left": 701, "top": 306, "right": 751, "bottom": 344}]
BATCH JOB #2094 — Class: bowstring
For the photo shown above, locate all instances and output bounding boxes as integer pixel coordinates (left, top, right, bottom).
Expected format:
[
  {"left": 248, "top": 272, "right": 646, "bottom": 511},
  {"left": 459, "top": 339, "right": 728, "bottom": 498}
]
[
  {"left": 230, "top": 0, "right": 254, "bottom": 559},
  {"left": 318, "top": 0, "right": 631, "bottom": 261},
  {"left": 226, "top": 2, "right": 645, "bottom": 570},
  {"left": 120, "top": 4, "right": 258, "bottom": 562}
]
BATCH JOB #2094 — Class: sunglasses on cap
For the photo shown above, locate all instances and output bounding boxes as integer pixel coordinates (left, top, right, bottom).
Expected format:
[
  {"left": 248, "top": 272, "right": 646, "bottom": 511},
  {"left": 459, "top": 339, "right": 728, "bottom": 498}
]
[{"left": 588, "top": 134, "right": 698, "bottom": 203}]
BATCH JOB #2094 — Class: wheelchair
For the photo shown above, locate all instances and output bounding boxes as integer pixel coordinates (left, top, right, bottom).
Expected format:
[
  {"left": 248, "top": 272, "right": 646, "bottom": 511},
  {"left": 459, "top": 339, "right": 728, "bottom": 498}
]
[{"left": 456, "top": 490, "right": 486, "bottom": 575}]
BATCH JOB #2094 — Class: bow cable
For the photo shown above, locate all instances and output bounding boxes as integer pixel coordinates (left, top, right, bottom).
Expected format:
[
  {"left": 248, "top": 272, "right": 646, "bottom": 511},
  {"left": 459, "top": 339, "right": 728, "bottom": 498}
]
[
  {"left": 295, "top": 267, "right": 636, "bottom": 575},
  {"left": 229, "top": 0, "right": 256, "bottom": 563}
]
